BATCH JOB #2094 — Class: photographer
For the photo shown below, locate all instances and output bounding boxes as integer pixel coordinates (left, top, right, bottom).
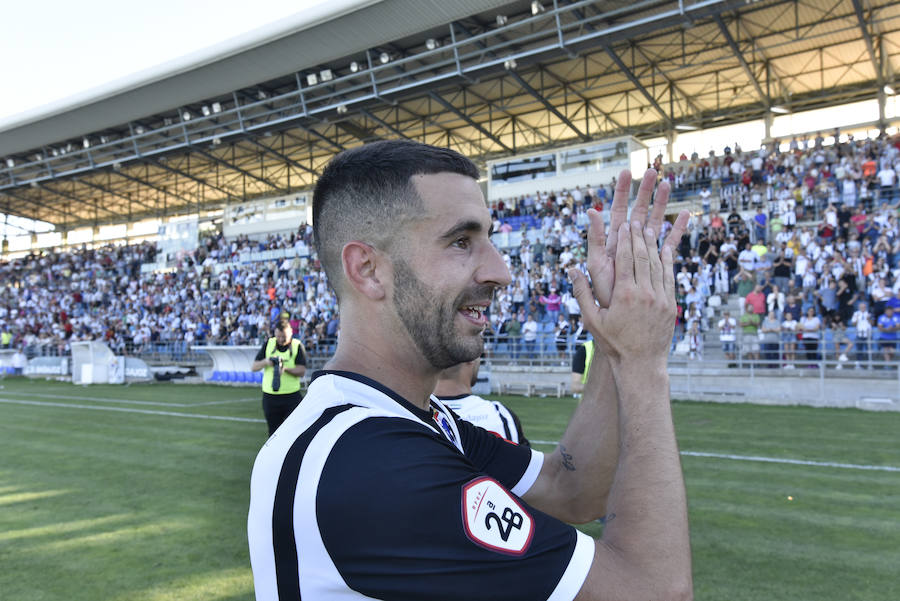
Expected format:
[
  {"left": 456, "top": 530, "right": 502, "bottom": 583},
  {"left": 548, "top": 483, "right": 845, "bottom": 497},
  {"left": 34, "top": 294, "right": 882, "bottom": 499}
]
[{"left": 250, "top": 318, "right": 307, "bottom": 435}]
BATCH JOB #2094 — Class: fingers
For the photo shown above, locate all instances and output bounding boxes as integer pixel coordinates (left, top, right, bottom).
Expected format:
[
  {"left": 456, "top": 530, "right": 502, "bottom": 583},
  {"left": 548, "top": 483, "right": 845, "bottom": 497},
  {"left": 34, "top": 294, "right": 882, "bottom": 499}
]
[
  {"left": 629, "top": 169, "right": 658, "bottom": 228},
  {"left": 662, "top": 245, "right": 676, "bottom": 308},
  {"left": 644, "top": 224, "right": 663, "bottom": 292},
  {"left": 585, "top": 208, "right": 607, "bottom": 257},
  {"left": 647, "top": 180, "right": 671, "bottom": 243},
  {"left": 614, "top": 222, "right": 635, "bottom": 290},
  {"left": 662, "top": 210, "right": 690, "bottom": 256},
  {"left": 607, "top": 170, "right": 632, "bottom": 257},
  {"left": 568, "top": 268, "right": 598, "bottom": 321},
  {"left": 631, "top": 220, "right": 651, "bottom": 290}
]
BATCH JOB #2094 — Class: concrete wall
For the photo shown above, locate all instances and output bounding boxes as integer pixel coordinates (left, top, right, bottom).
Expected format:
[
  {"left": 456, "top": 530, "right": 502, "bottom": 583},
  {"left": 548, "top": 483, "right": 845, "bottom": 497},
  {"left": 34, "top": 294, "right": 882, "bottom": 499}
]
[{"left": 487, "top": 363, "right": 900, "bottom": 412}]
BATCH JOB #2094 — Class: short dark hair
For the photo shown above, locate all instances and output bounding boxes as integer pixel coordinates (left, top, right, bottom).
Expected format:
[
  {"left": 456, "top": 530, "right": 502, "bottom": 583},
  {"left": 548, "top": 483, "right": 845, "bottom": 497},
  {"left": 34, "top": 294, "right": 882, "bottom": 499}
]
[
  {"left": 312, "top": 140, "right": 479, "bottom": 297},
  {"left": 274, "top": 318, "right": 291, "bottom": 333}
]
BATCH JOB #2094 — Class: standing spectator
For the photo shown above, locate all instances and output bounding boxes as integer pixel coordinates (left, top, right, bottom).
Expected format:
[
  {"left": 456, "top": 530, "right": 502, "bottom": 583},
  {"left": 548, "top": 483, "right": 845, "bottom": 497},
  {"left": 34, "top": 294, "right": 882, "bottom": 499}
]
[
  {"left": 522, "top": 313, "right": 539, "bottom": 357},
  {"left": 759, "top": 310, "right": 781, "bottom": 367},
  {"left": 876, "top": 305, "right": 900, "bottom": 366},
  {"left": 850, "top": 301, "right": 873, "bottom": 366},
  {"left": 830, "top": 316, "right": 853, "bottom": 369},
  {"left": 686, "top": 321, "right": 703, "bottom": 360},
  {"left": 739, "top": 305, "right": 761, "bottom": 362},
  {"left": 718, "top": 309, "right": 737, "bottom": 367},
  {"left": 799, "top": 307, "right": 822, "bottom": 367},
  {"left": 781, "top": 311, "right": 799, "bottom": 368}
]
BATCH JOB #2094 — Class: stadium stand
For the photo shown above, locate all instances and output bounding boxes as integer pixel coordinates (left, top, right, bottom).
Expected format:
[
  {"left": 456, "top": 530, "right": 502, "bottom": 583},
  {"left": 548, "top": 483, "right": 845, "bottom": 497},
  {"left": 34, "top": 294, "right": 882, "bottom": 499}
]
[{"left": 2, "top": 133, "right": 898, "bottom": 375}]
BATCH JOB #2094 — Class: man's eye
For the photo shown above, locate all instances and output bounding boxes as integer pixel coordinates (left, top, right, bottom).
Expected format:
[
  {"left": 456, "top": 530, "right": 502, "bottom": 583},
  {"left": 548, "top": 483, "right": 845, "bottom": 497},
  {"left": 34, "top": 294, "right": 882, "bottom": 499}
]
[{"left": 452, "top": 237, "right": 470, "bottom": 249}]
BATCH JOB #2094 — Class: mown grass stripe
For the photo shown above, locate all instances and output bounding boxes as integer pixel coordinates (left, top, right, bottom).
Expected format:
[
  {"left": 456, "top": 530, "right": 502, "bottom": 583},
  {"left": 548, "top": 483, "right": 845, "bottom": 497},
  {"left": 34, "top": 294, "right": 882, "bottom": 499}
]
[
  {"left": 0, "top": 398, "right": 265, "bottom": 423},
  {"left": 530, "top": 439, "right": 900, "bottom": 472}
]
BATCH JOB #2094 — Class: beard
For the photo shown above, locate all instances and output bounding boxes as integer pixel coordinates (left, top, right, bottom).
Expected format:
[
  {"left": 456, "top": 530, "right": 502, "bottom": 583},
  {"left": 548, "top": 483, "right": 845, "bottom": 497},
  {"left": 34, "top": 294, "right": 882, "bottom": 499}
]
[{"left": 392, "top": 257, "right": 487, "bottom": 369}]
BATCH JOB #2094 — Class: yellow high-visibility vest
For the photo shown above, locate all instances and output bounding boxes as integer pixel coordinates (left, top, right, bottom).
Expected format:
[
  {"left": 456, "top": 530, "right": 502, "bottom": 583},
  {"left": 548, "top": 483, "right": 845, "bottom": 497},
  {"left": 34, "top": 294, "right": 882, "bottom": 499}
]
[{"left": 261, "top": 337, "right": 303, "bottom": 395}]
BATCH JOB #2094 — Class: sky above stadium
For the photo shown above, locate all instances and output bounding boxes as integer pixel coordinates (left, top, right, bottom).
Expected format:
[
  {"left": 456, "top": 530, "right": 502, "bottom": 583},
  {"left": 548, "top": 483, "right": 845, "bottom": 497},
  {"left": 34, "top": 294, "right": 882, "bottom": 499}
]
[{"left": 0, "top": 0, "right": 335, "bottom": 123}]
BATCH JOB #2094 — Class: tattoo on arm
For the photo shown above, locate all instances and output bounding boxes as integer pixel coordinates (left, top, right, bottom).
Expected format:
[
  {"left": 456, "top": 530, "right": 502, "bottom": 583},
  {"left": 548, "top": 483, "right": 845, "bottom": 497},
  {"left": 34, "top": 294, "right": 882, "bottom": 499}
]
[{"left": 559, "top": 445, "right": 576, "bottom": 471}]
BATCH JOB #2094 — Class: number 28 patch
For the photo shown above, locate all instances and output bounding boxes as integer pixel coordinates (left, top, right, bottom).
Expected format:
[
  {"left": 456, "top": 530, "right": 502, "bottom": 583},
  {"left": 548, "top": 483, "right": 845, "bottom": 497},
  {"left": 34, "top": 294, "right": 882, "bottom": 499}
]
[{"left": 461, "top": 476, "right": 534, "bottom": 556}]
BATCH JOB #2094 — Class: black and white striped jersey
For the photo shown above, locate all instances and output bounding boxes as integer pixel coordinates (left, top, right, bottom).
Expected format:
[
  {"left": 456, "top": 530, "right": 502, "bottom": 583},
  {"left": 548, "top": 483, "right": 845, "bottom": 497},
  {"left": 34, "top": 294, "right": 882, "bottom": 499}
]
[
  {"left": 436, "top": 393, "right": 529, "bottom": 446},
  {"left": 248, "top": 370, "right": 593, "bottom": 600}
]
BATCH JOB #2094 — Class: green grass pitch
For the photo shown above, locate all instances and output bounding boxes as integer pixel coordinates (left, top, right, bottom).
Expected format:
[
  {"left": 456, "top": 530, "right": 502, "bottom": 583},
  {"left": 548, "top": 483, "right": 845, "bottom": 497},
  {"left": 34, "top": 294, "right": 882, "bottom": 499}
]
[{"left": 1, "top": 377, "right": 898, "bottom": 600}]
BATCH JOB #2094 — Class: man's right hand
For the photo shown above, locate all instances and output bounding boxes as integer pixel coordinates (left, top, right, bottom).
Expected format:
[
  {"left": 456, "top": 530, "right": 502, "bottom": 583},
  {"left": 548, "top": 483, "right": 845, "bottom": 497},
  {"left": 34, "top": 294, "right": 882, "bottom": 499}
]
[{"left": 571, "top": 221, "right": 675, "bottom": 365}]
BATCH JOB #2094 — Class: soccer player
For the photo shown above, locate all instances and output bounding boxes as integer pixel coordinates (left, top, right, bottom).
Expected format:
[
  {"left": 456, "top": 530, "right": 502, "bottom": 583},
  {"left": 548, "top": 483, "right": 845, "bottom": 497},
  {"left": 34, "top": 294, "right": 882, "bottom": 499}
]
[
  {"left": 247, "top": 140, "right": 692, "bottom": 600},
  {"left": 434, "top": 357, "right": 528, "bottom": 446}
]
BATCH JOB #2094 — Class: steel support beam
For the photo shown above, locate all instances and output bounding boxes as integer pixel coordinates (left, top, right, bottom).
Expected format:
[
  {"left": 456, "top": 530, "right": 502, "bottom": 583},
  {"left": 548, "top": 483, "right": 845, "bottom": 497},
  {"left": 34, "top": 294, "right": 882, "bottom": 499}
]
[
  {"left": 427, "top": 92, "right": 513, "bottom": 153},
  {"left": 713, "top": 14, "right": 768, "bottom": 105},
  {"left": 244, "top": 138, "right": 320, "bottom": 177},
  {"left": 1, "top": 190, "right": 76, "bottom": 222},
  {"left": 112, "top": 169, "right": 197, "bottom": 208},
  {"left": 507, "top": 71, "right": 589, "bottom": 142},
  {"left": 851, "top": 0, "right": 881, "bottom": 81},
  {"left": 148, "top": 159, "right": 236, "bottom": 200},
  {"left": 603, "top": 45, "right": 671, "bottom": 126},
  {"left": 75, "top": 178, "right": 158, "bottom": 214},
  {"left": 193, "top": 148, "right": 285, "bottom": 194},
  {"left": 39, "top": 183, "right": 121, "bottom": 220}
]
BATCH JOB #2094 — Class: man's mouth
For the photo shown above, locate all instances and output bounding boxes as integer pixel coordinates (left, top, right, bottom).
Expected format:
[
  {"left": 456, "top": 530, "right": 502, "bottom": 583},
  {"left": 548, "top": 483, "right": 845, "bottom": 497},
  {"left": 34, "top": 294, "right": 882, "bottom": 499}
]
[{"left": 459, "top": 304, "right": 488, "bottom": 326}]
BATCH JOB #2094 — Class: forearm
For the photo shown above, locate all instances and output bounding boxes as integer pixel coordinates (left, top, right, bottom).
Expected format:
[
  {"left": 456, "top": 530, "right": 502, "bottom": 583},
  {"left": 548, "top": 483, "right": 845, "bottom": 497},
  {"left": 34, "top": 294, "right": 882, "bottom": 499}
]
[
  {"left": 526, "top": 353, "right": 619, "bottom": 524},
  {"left": 250, "top": 359, "right": 268, "bottom": 371},
  {"left": 599, "top": 363, "right": 691, "bottom": 595},
  {"left": 285, "top": 365, "right": 306, "bottom": 377}
]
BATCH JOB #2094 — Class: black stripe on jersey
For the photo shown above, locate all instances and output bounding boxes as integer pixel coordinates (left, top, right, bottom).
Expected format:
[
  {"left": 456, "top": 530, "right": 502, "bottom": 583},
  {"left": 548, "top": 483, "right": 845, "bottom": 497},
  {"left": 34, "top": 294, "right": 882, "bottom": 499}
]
[
  {"left": 493, "top": 404, "right": 514, "bottom": 440},
  {"left": 272, "top": 404, "right": 355, "bottom": 601}
]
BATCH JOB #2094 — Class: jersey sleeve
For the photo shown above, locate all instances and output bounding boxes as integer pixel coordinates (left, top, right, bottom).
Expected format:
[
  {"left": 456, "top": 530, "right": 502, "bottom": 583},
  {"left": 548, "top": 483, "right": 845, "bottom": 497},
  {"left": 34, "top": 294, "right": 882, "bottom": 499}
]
[
  {"left": 254, "top": 339, "right": 268, "bottom": 361},
  {"left": 316, "top": 417, "right": 593, "bottom": 601}
]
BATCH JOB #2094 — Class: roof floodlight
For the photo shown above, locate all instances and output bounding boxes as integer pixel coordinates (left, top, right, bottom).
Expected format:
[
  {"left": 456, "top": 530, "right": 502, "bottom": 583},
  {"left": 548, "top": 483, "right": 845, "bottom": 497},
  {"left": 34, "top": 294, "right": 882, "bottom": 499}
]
[
  {"left": 675, "top": 123, "right": 699, "bottom": 131},
  {"left": 113, "top": 162, "right": 121, "bottom": 171},
  {"left": 65, "top": 143, "right": 73, "bottom": 152},
  {"left": 531, "top": 1, "right": 544, "bottom": 15},
  {"left": 134, "top": 126, "right": 145, "bottom": 135},
  {"left": 33, "top": 153, "right": 42, "bottom": 161},
  {"left": 496, "top": 15, "right": 508, "bottom": 26},
  {"left": 349, "top": 60, "right": 361, "bottom": 73},
  {"left": 884, "top": 84, "right": 896, "bottom": 96},
  {"left": 182, "top": 111, "right": 192, "bottom": 121},
  {"left": 257, "top": 90, "right": 268, "bottom": 100},
  {"left": 306, "top": 73, "right": 318, "bottom": 86},
  {"left": 379, "top": 52, "right": 390, "bottom": 64},
  {"left": 52, "top": 148, "right": 60, "bottom": 157},
  {"left": 211, "top": 137, "right": 222, "bottom": 146},
  {"left": 425, "top": 38, "right": 439, "bottom": 51},
  {"left": 99, "top": 135, "right": 109, "bottom": 144},
  {"left": 202, "top": 105, "right": 211, "bottom": 116},
  {"left": 769, "top": 106, "right": 790, "bottom": 114},
  {"left": 5, "top": 158, "right": 14, "bottom": 168},
  {"left": 503, "top": 58, "right": 518, "bottom": 70},
  {"left": 336, "top": 104, "right": 348, "bottom": 114},
  {"left": 82, "top": 138, "right": 90, "bottom": 149},
  {"left": 319, "top": 69, "right": 333, "bottom": 82},
  {"left": 211, "top": 102, "right": 222, "bottom": 113},
  {"left": 163, "top": 117, "right": 174, "bottom": 126}
]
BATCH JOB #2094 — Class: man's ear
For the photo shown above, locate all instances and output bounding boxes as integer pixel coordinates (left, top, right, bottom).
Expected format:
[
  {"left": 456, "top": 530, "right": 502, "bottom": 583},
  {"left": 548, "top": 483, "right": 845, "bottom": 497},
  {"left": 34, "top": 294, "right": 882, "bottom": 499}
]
[{"left": 342, "top": 241, "right": 387, "bottom": 300}]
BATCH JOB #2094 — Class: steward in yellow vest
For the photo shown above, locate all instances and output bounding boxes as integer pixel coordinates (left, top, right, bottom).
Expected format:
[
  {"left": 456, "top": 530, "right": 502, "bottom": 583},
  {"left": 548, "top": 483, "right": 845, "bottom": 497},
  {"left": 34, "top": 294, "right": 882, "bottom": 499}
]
[
  {"left": 251, "top": 319, "right": 307, "bottom": 435},
  {"left": 570, "top": 339, "right": 594, "bottom": 396}
]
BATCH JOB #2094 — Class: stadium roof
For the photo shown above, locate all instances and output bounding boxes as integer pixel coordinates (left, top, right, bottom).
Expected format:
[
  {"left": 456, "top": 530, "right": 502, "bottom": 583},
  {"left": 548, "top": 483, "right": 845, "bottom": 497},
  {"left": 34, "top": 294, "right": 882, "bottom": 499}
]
[{"left": 1, "top": 0, "right": 898, "bottom": 229}]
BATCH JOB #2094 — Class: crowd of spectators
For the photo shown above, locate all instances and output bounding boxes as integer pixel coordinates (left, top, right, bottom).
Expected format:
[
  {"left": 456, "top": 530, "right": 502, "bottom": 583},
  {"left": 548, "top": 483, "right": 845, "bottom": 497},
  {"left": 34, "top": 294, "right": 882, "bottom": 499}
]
[
  {"left": 0, "top": 226, "right": 339, "bottom": 360},
  {"left": 1, "top": 130, "right": 899, "bottom": 369}
]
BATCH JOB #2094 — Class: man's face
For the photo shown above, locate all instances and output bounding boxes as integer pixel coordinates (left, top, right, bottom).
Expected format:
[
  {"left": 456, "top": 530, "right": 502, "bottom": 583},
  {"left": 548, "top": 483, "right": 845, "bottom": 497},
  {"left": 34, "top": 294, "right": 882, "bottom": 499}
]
[
  {"left": 390, "top": 173, "right": 511, "bottom": 369},
  {"left": 275, "top": 326, "right": 292, "bottom": 345}
]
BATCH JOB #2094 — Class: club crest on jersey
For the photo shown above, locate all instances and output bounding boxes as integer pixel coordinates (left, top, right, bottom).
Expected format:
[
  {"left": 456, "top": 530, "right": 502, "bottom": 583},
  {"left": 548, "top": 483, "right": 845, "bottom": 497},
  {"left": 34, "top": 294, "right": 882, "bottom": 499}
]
[
  {"left": 461, "top": 476, "right": 533, "bottom": 555},
  {"left": 432, "top": 408, "right": 456, "bottom": 443}
]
